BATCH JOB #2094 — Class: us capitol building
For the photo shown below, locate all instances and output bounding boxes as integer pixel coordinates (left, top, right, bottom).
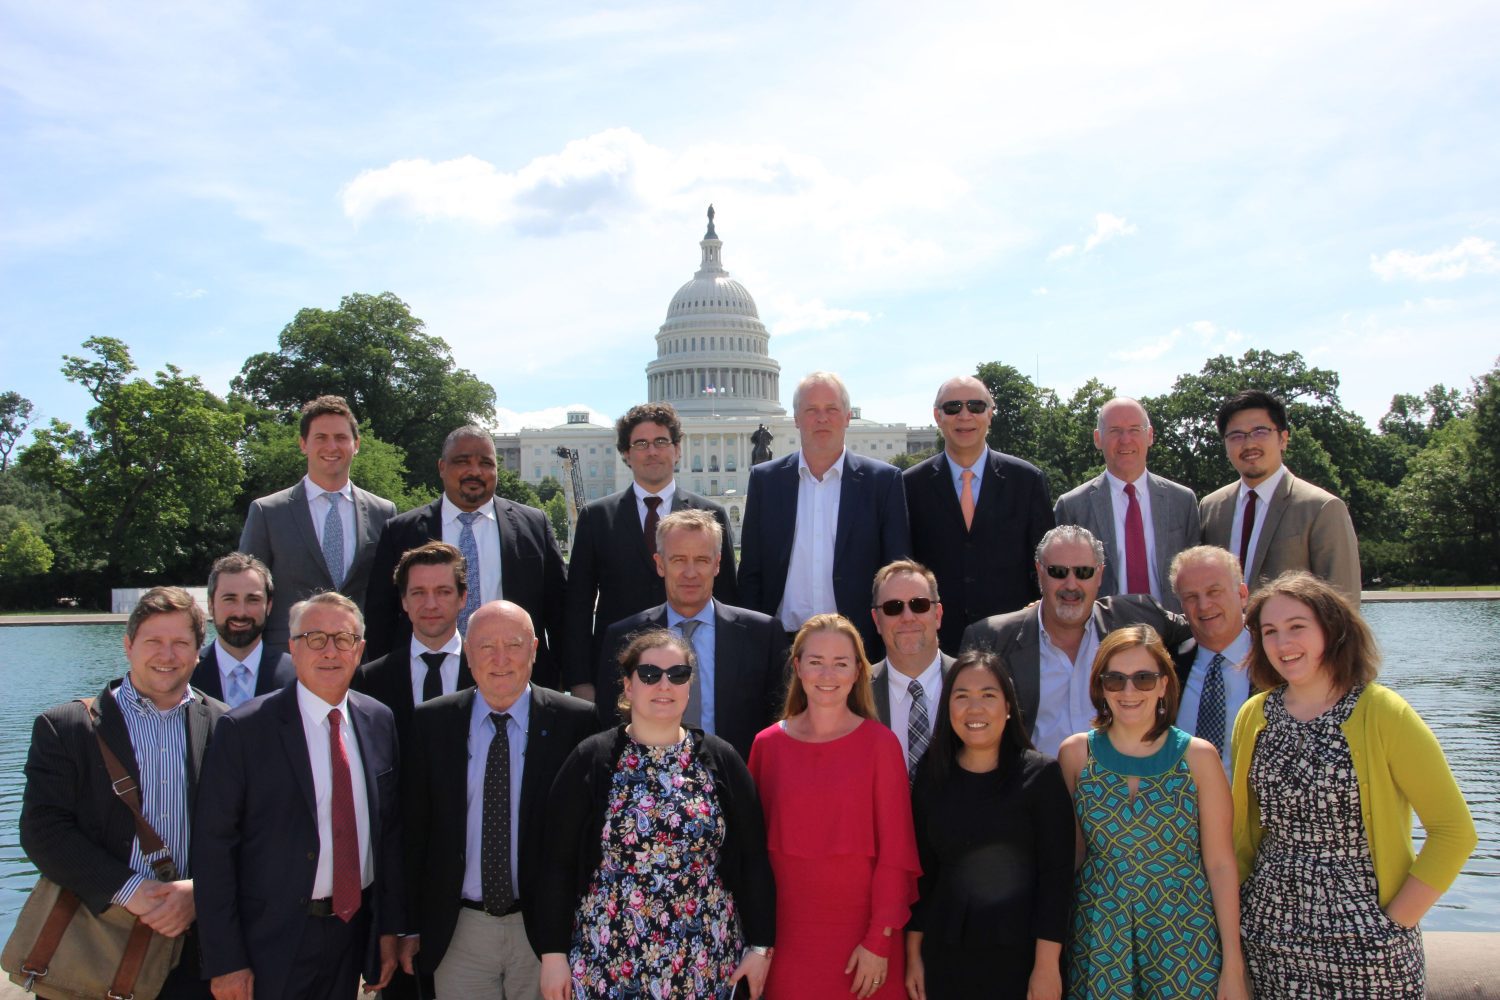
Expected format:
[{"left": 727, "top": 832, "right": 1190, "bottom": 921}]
[{"left": 494, "top": 208, "right": 937, "bottom": 543}]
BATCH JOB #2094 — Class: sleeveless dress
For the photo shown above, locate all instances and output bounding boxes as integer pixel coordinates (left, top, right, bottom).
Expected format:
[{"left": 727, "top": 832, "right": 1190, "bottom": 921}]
[
  {"left": 1067, "top": 726, "right": 1220, "bottom": 999},
  {"left": 1240, "top": 685, "right": 1425, "bottom": 997},
  {"left": 568, "top": 734, "right": 743, "bottom": 999}
]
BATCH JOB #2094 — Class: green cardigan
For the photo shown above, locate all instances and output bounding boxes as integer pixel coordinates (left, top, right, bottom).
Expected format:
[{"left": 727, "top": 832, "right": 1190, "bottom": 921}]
[{"left": 1231, "top": 682, "right": 1476, "bottom": 908}]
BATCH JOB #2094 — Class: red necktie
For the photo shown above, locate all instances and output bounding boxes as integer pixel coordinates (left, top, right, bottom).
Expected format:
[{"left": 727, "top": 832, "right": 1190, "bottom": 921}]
[
  {"left": 1238, "top": 489, "right": 1258, "bottom": 578},
  {"left": 643, "top": 496, "right": 663, "bottom": 556},
  {"left": 1123, "top": 482, "right": 1150, "bottom": 595},
  {"left": 328, "top": 708, "right": 361, "bottom": 922}
]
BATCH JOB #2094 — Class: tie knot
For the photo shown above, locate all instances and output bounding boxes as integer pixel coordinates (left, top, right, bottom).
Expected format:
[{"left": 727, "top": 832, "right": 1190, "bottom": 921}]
[
  {"left": 678, "top": 618, "right": 701, "bottom": 640},
  {"left": 908, "top": 678, "right": 925, "bottom": 699},
  {"left": 1124, "top": 481, "right": 1137, "bottom": 498},
  {"left": 324, "top": 491, "right": 342, "bottom": 503},
  {"left": 328, "top": 707, "right": 343, "bottom": 727},
  {"left": 1209, "top": 652, "right": 1227, "bottom": 670},
  {"left": 490, "top": 712, "right": 511, "bottom": 730},
  {"left": 458, "top": 511, "right": 479, "bottom": 525},
  {"left": 420, "top": 651, "right": 446, "bottom": 671},
  {"left": 644, "top": 495, "right": 663, "bottom": 511},
  {"left": 961, "top": 470, "right": 974, "bottom": 483}
]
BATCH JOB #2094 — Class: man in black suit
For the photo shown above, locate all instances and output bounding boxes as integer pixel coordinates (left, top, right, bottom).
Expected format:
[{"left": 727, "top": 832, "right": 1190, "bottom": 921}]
[
  {"left": 21, "top": 587, "right": 225, "bottom": 1000},
  {"left": 596, "top": 509, "right": 786, "bottom": 759},
  {"left": 354, "top": 541, "right": 473, "bottom": 746},
  {"left": 191, "top": 552, "right": 295, "bottom": 708},
  {"left": 738, "top": 371, "right": 911, "bottom": 657},
  {"left": 868, "top": 560, "right": 955, "bottom": 780},
  {"left": 906, "top": 374, "right": 1054, "bottom": 653},
  {"left": 365, "top": 424, "right": 568, "bottom": 686},
  {"left": 564, "top": 402, "right": 738, "bottom": 700},
  {"left": 398, "top": 601, "right": 599, "bottom": 996},
  {"left": 194, "top": 592, "right": 403, "bottom": 1000}
]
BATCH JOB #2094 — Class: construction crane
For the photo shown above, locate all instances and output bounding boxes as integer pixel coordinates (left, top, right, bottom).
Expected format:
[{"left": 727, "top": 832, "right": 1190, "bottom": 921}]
[{"left": 554, "top": 446, "right": 586, "bottom": 539}]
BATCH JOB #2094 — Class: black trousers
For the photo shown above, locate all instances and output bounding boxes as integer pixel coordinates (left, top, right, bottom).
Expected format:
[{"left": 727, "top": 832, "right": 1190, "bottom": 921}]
[{"left": 283, "top": 905, "right": 373, "bottom": 1000}]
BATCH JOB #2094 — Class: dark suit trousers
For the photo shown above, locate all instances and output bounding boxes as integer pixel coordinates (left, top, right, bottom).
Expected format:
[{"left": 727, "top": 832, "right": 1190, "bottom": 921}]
[
  {"left": 159, "top": 927, "right": 212, "bottom": 1000},
  {"left": 284, "top": 906, "right": 371, "bottom": 1000}
]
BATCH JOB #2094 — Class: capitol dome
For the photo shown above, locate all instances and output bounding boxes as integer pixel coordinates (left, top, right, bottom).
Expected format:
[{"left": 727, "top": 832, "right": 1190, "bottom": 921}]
[{"left": 645, "top": 207, "right": 784, "bottom": 417}]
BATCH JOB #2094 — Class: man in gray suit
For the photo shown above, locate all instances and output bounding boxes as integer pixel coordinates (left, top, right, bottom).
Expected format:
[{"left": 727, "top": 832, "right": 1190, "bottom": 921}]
[
  {"left": 960, "top": 525, "right": 1193, "bottom": 756},
  {"left": 1054, "top": 396, "right": 1200, "bottom": 612},
  {"left": 240, "top": 395, "right": 397, "bottom": 652},
  {"left": 868, "top": 559, "right": 954, "bottom": 781},
  {"left": 1199, "top": 389, "right": 1361, "bottom": 603}
]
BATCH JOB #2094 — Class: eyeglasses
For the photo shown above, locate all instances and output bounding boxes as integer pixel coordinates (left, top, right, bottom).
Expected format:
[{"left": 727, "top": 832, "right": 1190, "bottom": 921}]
[
  {"left": 1223, "top": 426, "right": 1276, "bottom": 446},
  {"left": 629, "top": 437, "right": 676, "bottom": 452},
  {"left": 1042, "top": 564, "right": 1098, "bottom": 580},
  {"left": 939, "top": 399, "right": 990, "bottom": 416},
  {"left": 1103, "top": 424, "right": 1148, "bottom": 439},
  {"left": 874, "top": 597, "right": 936, "bottom": 616},
  {"left": 292, "top": 630, "right": 361, "bottom": 650},
  {"left": 1099, "top": 670, "right": 1162, "bottom": 693},
  {"left": 631, "top": 663, "right": 693, "bottom": 686}
]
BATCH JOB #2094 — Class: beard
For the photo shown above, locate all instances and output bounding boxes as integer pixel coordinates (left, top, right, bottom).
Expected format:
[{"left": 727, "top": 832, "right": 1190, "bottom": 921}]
[{"left": 217, "top": 617, "right": 265, "bottom": 650}]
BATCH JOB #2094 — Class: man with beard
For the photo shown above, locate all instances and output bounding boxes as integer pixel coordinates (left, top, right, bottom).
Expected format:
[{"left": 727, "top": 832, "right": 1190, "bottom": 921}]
[
  {"left": 959, "top": 525, "right": 1193, "bottom": 756},
  {"left": 191, "top": 552, "right": 295, "bottom": 708}
]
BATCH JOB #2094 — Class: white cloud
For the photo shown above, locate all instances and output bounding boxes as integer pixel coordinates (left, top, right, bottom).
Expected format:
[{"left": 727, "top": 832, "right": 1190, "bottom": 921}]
[
  {"left": 1370, "top": 237, "right": 1500, "bottom": 282},
  {"left": 1110, "top": 319, "right": 1242, "bottom": 362},
  {"left": 1048, "top": 212, "right": 1137, "bottom": 261},
  {"left": 1111, "top": 329, "right": 1181, "bottom": 362},
  {"left": 1047, "top": 244, "right": 1077, "bottom": 261},
  {"left": 767, "top": 296, "right": 873, "bottom": 337},
  {"left": 1033, "top": 286, "right": 1049, "bottom": 296},
  {"left": 173, "top": 288, "right": 207, "bottom": 299}
]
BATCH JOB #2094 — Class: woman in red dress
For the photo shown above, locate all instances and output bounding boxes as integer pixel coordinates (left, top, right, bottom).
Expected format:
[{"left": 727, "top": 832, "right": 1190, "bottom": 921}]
[{"left": 748, "top": 613, "right": 920, "bottom": 999}]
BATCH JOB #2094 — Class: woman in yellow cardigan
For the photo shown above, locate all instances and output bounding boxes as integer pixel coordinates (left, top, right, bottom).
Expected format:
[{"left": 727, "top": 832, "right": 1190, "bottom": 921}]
[{"left": 1231, "top": 572, "right": 1476, "bottom": 998}]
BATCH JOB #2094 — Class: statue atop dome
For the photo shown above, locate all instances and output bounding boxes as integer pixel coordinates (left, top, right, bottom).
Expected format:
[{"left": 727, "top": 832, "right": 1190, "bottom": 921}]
[{"left": 705, "top": 203, "right": 717, "bottom": 240}]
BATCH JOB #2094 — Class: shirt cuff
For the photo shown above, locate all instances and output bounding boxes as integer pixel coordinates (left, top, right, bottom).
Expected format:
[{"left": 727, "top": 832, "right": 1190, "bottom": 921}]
[{"left": 112, "top": 872, "right": 147, "bottom": 908}]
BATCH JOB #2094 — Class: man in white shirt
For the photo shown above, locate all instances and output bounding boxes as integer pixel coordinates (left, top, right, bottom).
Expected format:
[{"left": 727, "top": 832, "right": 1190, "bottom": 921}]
[
  {"left": 191, "top": 552, "right": 295, "bottom": 707},
  {"left": 1171, "top": 545, "right": 1254, "bottom": 774},
  {"left": 868, "top": 560, "right": 954, "bottom": 780}
]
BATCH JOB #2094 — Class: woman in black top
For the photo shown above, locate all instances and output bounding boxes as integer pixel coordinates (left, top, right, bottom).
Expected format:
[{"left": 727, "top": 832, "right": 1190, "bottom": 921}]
[{"left": 905, "top": 650, "right": 1074, "bottom": 1000}]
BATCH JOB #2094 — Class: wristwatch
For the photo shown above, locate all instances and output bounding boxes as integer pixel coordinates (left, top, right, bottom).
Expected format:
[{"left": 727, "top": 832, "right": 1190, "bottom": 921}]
[{"left": 748, "top": 945, "right": 772, "bottom": 957}]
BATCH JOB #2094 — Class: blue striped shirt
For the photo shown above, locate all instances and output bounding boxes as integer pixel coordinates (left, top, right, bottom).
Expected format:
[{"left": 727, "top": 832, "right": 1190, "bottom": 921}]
[{"left": 108, "top": 676, "right": 193, "bottom": 905}]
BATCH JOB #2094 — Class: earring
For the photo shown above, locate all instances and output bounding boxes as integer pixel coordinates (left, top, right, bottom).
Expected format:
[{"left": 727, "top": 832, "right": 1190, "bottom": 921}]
[{"left": 1156, "top": 700, "right": 1165, "bottom": 716}]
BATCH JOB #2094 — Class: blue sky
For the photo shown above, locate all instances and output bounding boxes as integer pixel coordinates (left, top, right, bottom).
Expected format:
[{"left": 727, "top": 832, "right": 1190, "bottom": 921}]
[{"left": 4, "top": 1, "right": 1498, "bottom": 441}]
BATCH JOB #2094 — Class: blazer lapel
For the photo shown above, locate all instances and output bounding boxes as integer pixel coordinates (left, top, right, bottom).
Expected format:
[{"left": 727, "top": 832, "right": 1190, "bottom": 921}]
[
  {"left": 1087, "top": 475, "right": 1117, "bottom": 593},
  {"left": 276, "top": 687, "right": 319, "bottom": 821},
  {"left": 495, "top": 499, "right": 521, "bottom": 599},
  {"left": 94, "top": 683, "right": 143, "bottom": 788},
  {"left": 626, "top": 490, "right": 655, "bottom": 574},
  {"left": 770, "top": 458, "right": 800, "bottom": 561},
  {"left": 421, "top": 499, "right": 443, "bottom": 543},
  {"left": 972, "top": 450, "right": 1007, "bottom": 532},
  {"left": 1014, "top": 614, "right": 1043, "bottom": 731},
  {"left": 1147, "top": 472, "right": 1174, "bottom": 588},
  {"left": 1250, "top": 473, "right": 1295, "bottom": 580},
  {"left": 456, "top": 651, "right": 474, "bottom": 691},
  {"left": 289, "top": 480, "right": 334, "bottom": 589},
  {"left": 520, "top": 687, "right": 553, "bottom": 817},
  {"left": 870, "top": 661, "right": 892, "bottom": 726},
  {"left": 184, "top": 695, "right": 214, "bottom": 807},
  {"left": 345, "top": 487, "right": 377, "bottom": 586}
]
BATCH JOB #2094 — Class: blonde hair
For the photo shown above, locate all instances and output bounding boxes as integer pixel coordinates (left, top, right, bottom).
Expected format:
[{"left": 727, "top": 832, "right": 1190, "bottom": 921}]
[{"left": 782, "top": 614, "right": 877, "bottom": 720}]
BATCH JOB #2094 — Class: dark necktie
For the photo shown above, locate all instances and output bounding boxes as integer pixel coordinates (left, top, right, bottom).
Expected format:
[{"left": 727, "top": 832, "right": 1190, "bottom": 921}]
[
  {"left": 907, "top": 679, "right": 931, "bottom": 784},
  {"left": 482, "top": 712, "right": 515, "bottom": 915},
  {"left": 643, "top": 495, "right": 663, "bottom": 556},
  {"left": 678, "top": 618, "right": 703, "bottom": 728},
  {"left": 1238, "top": 488, "right": 1258, "bottom": 577},
  {"left": 419, "top": 651, "right": 446, "bottom": 702},
  {"left": 327, "top": 708, "right": 361, "bottom": 922},
  {"left": 1123, "top": 482, "right": 1150, "bottom": 596},
  {"left": 1197, "top": 653, "right": 1227, "bottom": 755}
]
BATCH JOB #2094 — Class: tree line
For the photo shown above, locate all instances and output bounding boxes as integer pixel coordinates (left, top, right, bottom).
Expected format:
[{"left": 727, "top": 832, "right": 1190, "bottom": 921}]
[{"left": 1, "top": 292, "right": 1496, "bottom": 607}]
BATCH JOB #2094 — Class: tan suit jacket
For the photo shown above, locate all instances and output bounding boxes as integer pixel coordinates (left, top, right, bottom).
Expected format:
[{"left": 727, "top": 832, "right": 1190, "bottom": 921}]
[{"left": 1199, "top": 469, "right": 1361, "bottom": 603}]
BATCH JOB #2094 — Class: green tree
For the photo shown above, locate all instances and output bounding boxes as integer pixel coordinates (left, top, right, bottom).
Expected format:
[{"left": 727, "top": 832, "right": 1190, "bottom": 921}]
[
  {"left": 544, "top": 492, "right": 570, "bottom": 543},
  {"left": 497, "top": 467, "right": 540, "bottom": 508},
  {"left": 19, "top": 337, "right": 244, "bottom": 579},
  {"left": 0, "top": 520, "right": 54, "bottom": 576},
  {"left": 231, "top": 292, "right": 496, "bottom": 490},
  {"left": 0, "top": 391, "right": 35, "bottom": 472},
  {"left": 536, "top": 475, "right": 564, "bottom": 504},
  {"left": 238, "top": 420, "right": 435, "bottom": 514}
]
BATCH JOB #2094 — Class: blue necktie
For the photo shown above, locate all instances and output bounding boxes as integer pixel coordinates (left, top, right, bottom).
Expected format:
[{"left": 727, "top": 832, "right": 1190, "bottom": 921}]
[
  {"left": 227, "top": 664, "right": 253, "bottom": 708},
  {"left": 322, "top": 492, "right": 346, "bottom": 589},
  {"left": 907, "top": 679, "right": 931, "bottom": 783},
  {"left": 678, "top": 618, "right": 703, "bottom": 727},
  {"left": 1197, "top": 653, "right": 1227, "bottom": 755},
  {"left": 457, "top": 512, "right": 481, "bottom": 634}
]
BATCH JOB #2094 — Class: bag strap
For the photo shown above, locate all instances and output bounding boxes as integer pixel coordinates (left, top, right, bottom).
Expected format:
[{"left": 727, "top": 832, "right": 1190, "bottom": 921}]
[
  {"left": 80, "top": 697, "right": 177, "bottom": 881},
  {"left": 16, "top": 887, "right": 80, "bottom": 988}
]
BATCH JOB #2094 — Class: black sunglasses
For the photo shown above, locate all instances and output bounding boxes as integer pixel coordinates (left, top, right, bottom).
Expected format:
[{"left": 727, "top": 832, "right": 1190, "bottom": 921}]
[
  {"left": 1042, "top": 564, "right": 1098, "bottom": 580},
  {"left": 1099, "top": 670, "right": 1162, "bottom": 693},
  {"left": 939, "top": 399, "right": 990, "bottom": 415},
  {"left": 874, "top": 597, "right": 936, "bottom": 616},
  {"left": 632, "top": 663, "right": 693, "bottom": 686}
]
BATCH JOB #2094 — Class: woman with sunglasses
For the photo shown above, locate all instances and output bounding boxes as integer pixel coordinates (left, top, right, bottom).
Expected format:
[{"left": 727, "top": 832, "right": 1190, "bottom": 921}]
[
  {"left": 536, "top": 629, "right": 775, "bottom": 1000},
  {"left": 1058, "top": 625, "right": 1247, "bottom": 1000},
  {"left": 1234, "top": 572, "right": 1475, "bottom": 998},
  {"left": 748, "top": 613, "right": 920, "bottom": 1000},
  {"left": 905, "top": 650, "right": 1073, "bottom": 1000}
]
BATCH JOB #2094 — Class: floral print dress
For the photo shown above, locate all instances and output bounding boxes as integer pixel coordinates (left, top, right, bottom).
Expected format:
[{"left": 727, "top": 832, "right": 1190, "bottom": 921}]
[{"left": 569, "top": 734, "right": 743, "bottom": 999}]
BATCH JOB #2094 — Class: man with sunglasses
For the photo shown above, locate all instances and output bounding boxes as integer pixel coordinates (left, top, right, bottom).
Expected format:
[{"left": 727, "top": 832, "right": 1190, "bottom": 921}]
[
  {"left": 905, "top": 375, "right": 1054, "bottom": 653},
  {"left": 868, "top": 560, "right": 954, "bottom": 781},
  {"left": 1199, "top": 389, "right": 1361, "bottom": 603},
  {"left": 959, "top": 525, "right": 1193, "bottom": 757}
]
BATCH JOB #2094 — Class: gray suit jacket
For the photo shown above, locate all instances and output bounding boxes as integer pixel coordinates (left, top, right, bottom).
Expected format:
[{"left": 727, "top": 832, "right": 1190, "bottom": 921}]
[
  {"left": 959, "top": 595, "right": 1194, "bottom": 741},
  {"left": 1053, "top": 470, "right": 1201, "bottom": 612},
  {"left": 239, "top": 478, "right": 397, "bottom": 651},
  {"left": 870, "top": 652, "right": 956, "bottom": 728},
  {"left": 1199, "top": 469, "right": 1361, "bottom": 604}
]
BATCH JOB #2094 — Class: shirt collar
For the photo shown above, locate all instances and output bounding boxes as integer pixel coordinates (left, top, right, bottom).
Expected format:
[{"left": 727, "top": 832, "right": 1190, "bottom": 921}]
[
  {"left": 409, "top": 630, "right": 463, "bottom": 660},
  {"left": 215, "top": 639, "right": 264, "bottom": 672},
  {"left": 303, "top": 476, "right": 352, "bottom": 502},
  {"left": 1104, "top": 469, "right": 1148, "bottom": 493},
  {"left": 947, "top": 447, "right": 988, "bottom": 478},
  {"left": 473, "top": 683, "right": 532, "bottom": 732},
  {"left": 1036, "top": 602, "right": 1100, "bottom": 646},
  {"left": 667, "top": 600, "right": 716, "bottom": 627},
  {"left": 797, "top": 448, "right": 846, "bottom": 480},
  {"left": 633, "top": 480, "right": 677, "bottom": 508},
  {"left": 442, "top": 494, "right": 496, "bottom": 526},
  {"left": 1239, "top": 464, "right": 1287, "bottom": 503},
  {"left": 295, "top": 680, "right": 351, "bottom": 726},
  {"left": 1197, "top": 626, "right": 1253, "bottom": 667},
  {"left": 118, "top": 673, "right": 193, "bottom": 717},
  {"left": 889, "top": 651, "right": 944, "bottom": 695}
]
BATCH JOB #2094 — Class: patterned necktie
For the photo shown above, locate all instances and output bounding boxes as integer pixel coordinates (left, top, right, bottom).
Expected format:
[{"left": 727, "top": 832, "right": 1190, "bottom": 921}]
[
  {"left": 482, "top": 713, "right": 515, "bottom": 915},
  {"left": 643, "top": 495, "right": 664, "bottom": 556},
  {"left": 959, "top": 470, "right": 976, "bottom": 530},
  {"left": 907, "top": 679, "right": 931, "bottom": 783},
  {"left": 457, "top": 511, "right": 482, "bottom": 634},
  {"left": 322, "top": 492, "right": 346, "bottom": 589},
  {"left": 678, "top": 618, "right": 703, "bottom": 727},
  {"left": 227, "top": 664, "right": 253, "bottom": 709},
  {"left": 419, "top": 651, "right": 446, "bottom": 703},
  {"left": 1197, "top": 653, "right": 1227, "bottom": 755},
  {"left": 1238, "top": 489, "right": 1258, "bottom": 579},
  {"left": 327, "top": 708, "right": 361, "bottom": 922},
  {"left": 1123, "top": 482, "right": 1150, "bottom": 596}
]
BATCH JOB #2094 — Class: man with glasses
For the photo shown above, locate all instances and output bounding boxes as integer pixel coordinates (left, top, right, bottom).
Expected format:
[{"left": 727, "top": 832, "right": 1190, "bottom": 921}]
[
  {"left": 593, "top": 509, "right": 785, "bottom": 759},
  {"left": 1199, "top": 389, "right": 1361, "bottom": 603},
  {"left": 1053, "top": 397, "right": 1200, "bottom": 612},
  {"left": 564, "top": 402, "right": 737, "bottom": 702},
  {"left": 905, "top": 375, "right": 1054, "bottom": 652},
  {"left": 868, "top": 560, "right": 953, "bottom": 781},
  {"left": 960, "top": 525, "right": 1193, "bottom": 756}
]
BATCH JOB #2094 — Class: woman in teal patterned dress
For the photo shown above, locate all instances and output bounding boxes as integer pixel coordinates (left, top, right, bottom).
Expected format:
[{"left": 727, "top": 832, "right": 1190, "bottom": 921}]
[{"left": 1058, "top": 625, "right": 1248, "bottom": 1000}]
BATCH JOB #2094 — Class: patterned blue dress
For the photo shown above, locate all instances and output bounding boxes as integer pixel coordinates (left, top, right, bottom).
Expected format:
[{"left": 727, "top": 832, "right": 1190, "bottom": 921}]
[{"left": 1067, "top": 726, "right": 1221, "bottom": 999}]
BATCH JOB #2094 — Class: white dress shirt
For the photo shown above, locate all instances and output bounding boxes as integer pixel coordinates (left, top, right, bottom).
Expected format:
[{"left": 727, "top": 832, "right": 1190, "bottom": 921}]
[
  {"left": 304, "top": 476, "right": 356, "bottom": 581},
  {"left": 1176, "top": 628, "right": 1254, "bottom": 775},
  {"left": 408, "top": 631, "right": 464, "bottom": 707},
  {"left": 1105, "top": 470, "right": 1160, "bottom": 600},
  {"left": 1033, "top": 606, "right": 1102, "bottom": 758},
  {"left": 441, "top": 495, "right": 503, "bottom": 603},
  {"left": 1230, "top": 465, "right": 1288, "bottom": 582},
  {"left": 885, "top": 652, "right": 945, "bottom": 761},
  {"left": 296, "top": 683, "right": 374, "bottom": 896},
  {"left": 777, "top": 450, "right": 846, "bottom": 632},
  {"left": 213, "top": 639, "right": 264, "bottom": 697},
  {"left": 633, "top": 480, "right": 677, "bottom": 529}
]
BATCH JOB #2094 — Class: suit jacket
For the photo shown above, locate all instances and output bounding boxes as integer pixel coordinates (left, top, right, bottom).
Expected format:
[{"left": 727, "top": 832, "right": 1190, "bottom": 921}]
[
  {"left": 1199, "top": 469, "right": 1362, "bottom": 604},
  {"left": 401, "top": 685, "right": 600, "bottom": 974},
  {"left": 594, "top": 601, "right": 789, "bottom": 760},
  {"left": 190, "top": 643, "right": 296, "bottom": 704},
  {"left": 1053, "top": 470, "right": 1201, "bottom": 613},
  {"left": 192, "top": 686, "right": 404, "bottom": 999},
  {"left": 239, "top": 479, "right": 397, "bottom": 652},
  {"left": 959, "top": 595, "right": 1195, "bottom": 740},
  {"left": 870, "top": 652, "right": 956, "bottom": 728},
  {"left": 562, "top": 485, "right": 739, "bottom": 688},
  {"left": 20, "top": 680, "right": 225, "bottom": 914},
  {"left": 904, "top": 449, "right": 1054, "bottom": 653},
  {"left": 738, "top": 450, "right": 911, "bottom": 657},
  {"left": 364, "top": 496, "right": 569, "bottom": 687},
  {"left": 352, "top": 645, "right": 473, "bottom": 748}
]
